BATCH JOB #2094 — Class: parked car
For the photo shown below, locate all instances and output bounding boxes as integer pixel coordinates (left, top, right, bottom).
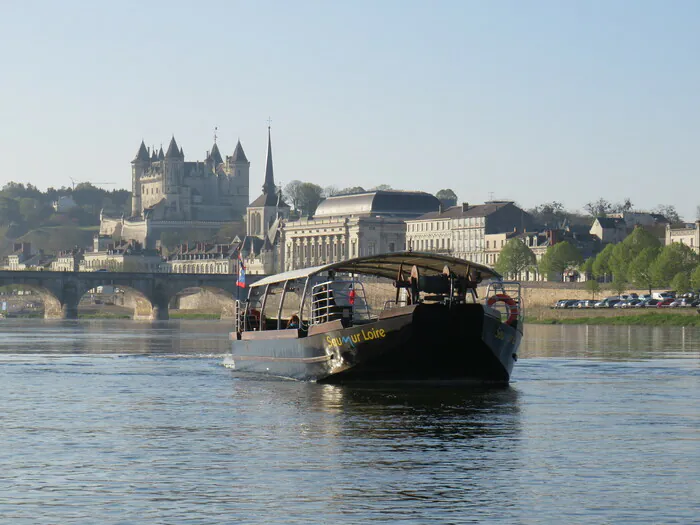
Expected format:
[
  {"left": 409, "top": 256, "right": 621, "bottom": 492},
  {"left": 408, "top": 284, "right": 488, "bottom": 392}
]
[
  {"left": 577, "top": 300, "right": 596, "bottom": 308},
  {"left": 656, "top": 298, "right": 675, "bottom": 308},
  {"left": 640, "top": 299, "right": 660, "bottom": 308},
  {"left": 620, "top": 299, "right": 642, "bottom": 308},
  {"left": 595, "top": 298, "right": 622, "bottom": 308}
]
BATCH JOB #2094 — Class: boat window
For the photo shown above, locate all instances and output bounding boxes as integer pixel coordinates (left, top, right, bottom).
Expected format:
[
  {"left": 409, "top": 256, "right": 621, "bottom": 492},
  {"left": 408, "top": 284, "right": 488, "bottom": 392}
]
[
  {"left": 261, "top": 282, "right": 285, "bottom": 330},
  {"left": 280, "top": 279, "right": 303, "bottom": 328}
]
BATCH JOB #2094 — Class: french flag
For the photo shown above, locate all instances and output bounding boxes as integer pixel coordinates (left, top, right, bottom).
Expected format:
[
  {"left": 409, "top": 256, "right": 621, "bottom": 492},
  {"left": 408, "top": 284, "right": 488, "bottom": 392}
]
[{"left": 237, "top": 252, "right": 246, "bottom": 288}]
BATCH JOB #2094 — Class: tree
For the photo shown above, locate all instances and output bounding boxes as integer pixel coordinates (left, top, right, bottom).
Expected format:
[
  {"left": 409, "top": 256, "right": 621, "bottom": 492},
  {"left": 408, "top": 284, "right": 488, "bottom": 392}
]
[
  {"left": 691, "top": 265, "right": 700, "bottom": 290},
  {"left": 494, "top": 239, "right": 536, "bottom": 278},
  {"left": 538, "top": 241, "right": 584, "bottom": 279},
  {"left": 370, "top": 184, "right": 392, "bottom": 191},
  {"left": 283, "top": 180, "right": 304, "bottom": 211},
  {"left": 585, "top": 279, "right": 600, "bottom": 300},
  {"left": 584, "top": 198, "right": 613, "bottom": 217},
  {"left": 610, "top": 277, "right": 627, "bottom": 296},
  {"left": 581, "top": 257, "right": 595, "bottom": 279},
  {"left": 592, "top": 243, "right": 615, "bottom": 281},
  {"left": 612, "top": 198, "right": 634, "bottom": 213},
  {"left": 608, "top": 227, "right": 662, "bottom": 282},
  {"left": 435, "top": 189, "right": 458, "bottom": 207},
  {"left": 627, "top": 247, "right": 660, "bottom": 294},
  {"left": 0, "top": 196, "right": 20, "bottom": 225},
  {"left": 670, "top": 272, "right": 691, "bottom": 294},
  {"left": 650, "top": 243, "right": 698, "bottom": 287},
  {"left": 337, "top": 186, "right": 366, "bottom": 196},
  {"left": 529, "top": 201, "right": 567, "bottom": 226},
  {"left": 297, "top": 182, "right": 324, "bottom": 216},
  {"left": 653, "top": 204, "right": 681, "bottom": 224},
  {"left": 323, "top": 186, "right": 339, "bottom": 198}
]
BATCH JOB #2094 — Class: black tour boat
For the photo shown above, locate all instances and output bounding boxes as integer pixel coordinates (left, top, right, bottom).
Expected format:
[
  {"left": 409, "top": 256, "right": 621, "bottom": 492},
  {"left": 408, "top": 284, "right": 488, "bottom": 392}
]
[{"left": 226, "top": 252, "right": 523, "bottom": 384}]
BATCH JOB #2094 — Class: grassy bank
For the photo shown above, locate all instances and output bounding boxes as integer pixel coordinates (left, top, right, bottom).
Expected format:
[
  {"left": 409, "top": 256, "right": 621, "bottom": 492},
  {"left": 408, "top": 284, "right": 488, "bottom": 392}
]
[
  {"left": 529, "top": 312, "right": 700, "bottom": 326},
  {"left": 169, "top": 311, "right": 222, "bottom": 320}
]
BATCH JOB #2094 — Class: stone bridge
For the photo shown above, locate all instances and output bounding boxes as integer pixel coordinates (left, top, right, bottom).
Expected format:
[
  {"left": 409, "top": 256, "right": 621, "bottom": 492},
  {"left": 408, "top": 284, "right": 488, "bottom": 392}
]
[{"left": 0, "top": 271, "right": 244, "bottom": 320}]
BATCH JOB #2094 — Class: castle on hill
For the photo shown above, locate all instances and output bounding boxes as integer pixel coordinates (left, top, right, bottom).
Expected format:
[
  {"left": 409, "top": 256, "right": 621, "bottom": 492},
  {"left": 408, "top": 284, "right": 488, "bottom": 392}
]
[
  {"left": 100, "top": 135, "right": 253, "bottom": 247},
  {"left": 130, "top": 136, "right": 249, "bottom": 221}
]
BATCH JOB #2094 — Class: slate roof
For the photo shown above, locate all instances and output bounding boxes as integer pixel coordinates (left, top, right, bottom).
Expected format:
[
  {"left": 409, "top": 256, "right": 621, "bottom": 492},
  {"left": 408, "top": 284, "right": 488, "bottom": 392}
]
[
  {"left": 166, "top": 136, "right": 183, "bottom": 158},
  {"left": 232, "top": 140, "right": 248, "bottom": 163},
  {"left": 414, "top": 201, "right": 512, "bottom": 221},
  {"left": 209, "top": 142, "right": 224, "bottom": 165},
  {"left": 314, "top": 190, "right": 439, "bottom": 219},
  {"left": 133, "top": 141, "right": 150, "bottom": 162},
  {"left": 594, "top": 217, "right": 625, "bottom": 228}
]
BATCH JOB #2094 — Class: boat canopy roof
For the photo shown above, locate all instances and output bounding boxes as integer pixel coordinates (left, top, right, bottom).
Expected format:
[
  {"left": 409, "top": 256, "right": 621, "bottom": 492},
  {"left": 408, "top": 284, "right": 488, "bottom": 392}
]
[{"left": 250, "top": 251, "right": 501, "bottom": 288}]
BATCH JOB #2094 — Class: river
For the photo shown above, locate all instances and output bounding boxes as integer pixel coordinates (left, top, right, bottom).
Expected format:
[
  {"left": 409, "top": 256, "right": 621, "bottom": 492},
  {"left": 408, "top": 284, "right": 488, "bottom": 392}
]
[{"left": 1, "top": 320, "right": 698, "bottom": 524}]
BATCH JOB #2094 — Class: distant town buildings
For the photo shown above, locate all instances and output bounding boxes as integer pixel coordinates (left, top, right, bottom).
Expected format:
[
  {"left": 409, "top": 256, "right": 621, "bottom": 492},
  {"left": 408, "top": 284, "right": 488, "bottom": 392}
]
[
  {"left": 405, "top": 202, "right": 535, "bottom": 264},
  {"left": 665, "top": 220, "right": 700, "bottom": 253},
  {"left": 162, "top": 242, "right": 239, "bottom": 274},
  {"left": 281, "top": 191, "right": 440, "bottom": 272}
]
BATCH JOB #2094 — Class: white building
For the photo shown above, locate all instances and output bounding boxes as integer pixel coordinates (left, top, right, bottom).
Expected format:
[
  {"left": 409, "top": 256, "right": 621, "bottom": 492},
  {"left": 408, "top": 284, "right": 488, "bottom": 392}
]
[
  {"left": 281, "top": 191, "right": 440, "bottom": 272},
  {"left": 405, "top": 201, "right": 534, "bottom": 265}
]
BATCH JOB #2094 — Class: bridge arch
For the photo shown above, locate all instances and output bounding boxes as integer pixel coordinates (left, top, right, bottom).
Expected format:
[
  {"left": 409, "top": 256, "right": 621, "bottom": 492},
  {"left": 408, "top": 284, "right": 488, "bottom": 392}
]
[{"left": 0, "top": 283, "right": 63, "bottom": 318}]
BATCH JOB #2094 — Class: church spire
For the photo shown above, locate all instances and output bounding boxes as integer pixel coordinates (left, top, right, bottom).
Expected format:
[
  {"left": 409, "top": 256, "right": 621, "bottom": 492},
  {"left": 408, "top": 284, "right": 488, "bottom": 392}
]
[{"left": 262, "top": 125, "right": 275, "bottom": 195}]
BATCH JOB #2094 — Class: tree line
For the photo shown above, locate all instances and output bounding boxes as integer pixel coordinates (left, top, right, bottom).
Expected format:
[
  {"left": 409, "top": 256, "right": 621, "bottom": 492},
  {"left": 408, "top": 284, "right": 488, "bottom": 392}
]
[
  {"left": 496, "top": 227, "right": 700, "bottom": 294},
  {"left": 0, "top": 182, "right": 131, "bottom": 233}
]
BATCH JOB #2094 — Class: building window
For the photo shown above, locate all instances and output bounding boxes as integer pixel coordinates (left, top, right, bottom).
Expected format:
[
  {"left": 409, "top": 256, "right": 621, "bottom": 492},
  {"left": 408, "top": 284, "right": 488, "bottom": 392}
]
[{"left": 389, "top": 242, "right": 395, "bottom": 252}]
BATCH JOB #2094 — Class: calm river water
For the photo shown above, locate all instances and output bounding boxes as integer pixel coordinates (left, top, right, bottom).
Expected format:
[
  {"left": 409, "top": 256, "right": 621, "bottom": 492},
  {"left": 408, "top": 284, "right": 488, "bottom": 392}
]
[{"left": 1, "top": 320, "right": 698, "bottom": 524}]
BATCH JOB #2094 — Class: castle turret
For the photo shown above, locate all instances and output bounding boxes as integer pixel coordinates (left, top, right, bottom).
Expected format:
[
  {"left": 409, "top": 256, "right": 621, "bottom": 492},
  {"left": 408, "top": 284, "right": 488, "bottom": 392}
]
[
  {"left": 131, "top": 140, "right": 149, "bottom": 216},
  {"left": 163, "top": 136, "right": 184, "bottom": 216}
]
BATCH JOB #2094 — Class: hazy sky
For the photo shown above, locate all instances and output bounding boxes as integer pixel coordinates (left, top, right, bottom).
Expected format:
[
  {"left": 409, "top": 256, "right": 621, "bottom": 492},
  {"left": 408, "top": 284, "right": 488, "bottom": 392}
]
[{"left": 1, "top": 1, "right": 698, "bottom": 219}]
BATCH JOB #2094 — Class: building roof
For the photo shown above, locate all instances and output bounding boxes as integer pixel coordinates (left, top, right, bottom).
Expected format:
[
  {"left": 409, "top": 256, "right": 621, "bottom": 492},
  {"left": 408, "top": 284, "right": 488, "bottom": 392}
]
[
  {"left": 594, "top": 217, "right": 625, "bottom": 228},
  {"left": 232, "top": 140, "right": 248, "bottom": 163},
  {"left": 314, "top": 190, "right": 440, "bottom": 219},
  {"left": 262, "top": 128, "right": 275, "bottom": 195},
  {"left": 249, "top": 191, "right": 290, "bottom": 208},
  {"left": 411, "top": 201, "right": 513, "bottom": 221},
  {"left": 249, "top": 128, "right": 287, "bottom": 208},
  {"left": 209, "top": 142, "right": 224, "bottom": 165},
  {"left": 166, "top": 136, "right": 182, "bottom": 159},
  {"left": 133, "top": 141, "right": 150, "bottom": 162}
]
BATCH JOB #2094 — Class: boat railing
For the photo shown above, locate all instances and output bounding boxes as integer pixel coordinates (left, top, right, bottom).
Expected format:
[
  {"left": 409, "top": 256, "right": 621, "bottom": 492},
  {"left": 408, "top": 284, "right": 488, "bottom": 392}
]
[
  {"left": 484, "top": 280, "right": 523, "bottom": 324},
  {"left": 310, "top": 280, "right": 371, "bottom": 326}
]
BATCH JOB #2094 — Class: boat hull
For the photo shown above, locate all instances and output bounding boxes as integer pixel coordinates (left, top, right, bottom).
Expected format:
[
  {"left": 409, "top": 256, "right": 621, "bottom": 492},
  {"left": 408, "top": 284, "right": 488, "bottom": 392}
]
[{"left": 228, "top": 303, "right": 521, "bottom": 384}]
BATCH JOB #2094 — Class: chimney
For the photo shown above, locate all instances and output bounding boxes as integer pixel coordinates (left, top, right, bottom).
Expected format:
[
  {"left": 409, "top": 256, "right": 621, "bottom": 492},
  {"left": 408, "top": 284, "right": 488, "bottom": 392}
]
[
  {"left": 461, "top": 202, "right": 469, "bottom": 212},
  {"left": 438, "top": 203, "right": 444, "bottom": 214}
]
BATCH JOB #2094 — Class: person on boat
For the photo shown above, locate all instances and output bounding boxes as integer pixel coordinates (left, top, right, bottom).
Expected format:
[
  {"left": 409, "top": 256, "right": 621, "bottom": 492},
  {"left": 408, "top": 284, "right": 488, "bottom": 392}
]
[{"left": 287, "top": 314, "right": 300, "bottom": 329}]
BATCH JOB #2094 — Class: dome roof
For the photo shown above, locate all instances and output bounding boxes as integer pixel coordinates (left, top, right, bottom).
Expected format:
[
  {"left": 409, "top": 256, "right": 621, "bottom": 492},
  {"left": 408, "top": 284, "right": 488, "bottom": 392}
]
[{"left": 313, "top": 190, "right": 440, "bottom": 219}]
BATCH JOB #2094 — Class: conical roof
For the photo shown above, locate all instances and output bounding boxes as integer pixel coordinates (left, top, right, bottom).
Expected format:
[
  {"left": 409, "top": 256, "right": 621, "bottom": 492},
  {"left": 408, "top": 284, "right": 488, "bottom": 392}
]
[
  {"left": 133, "top": 140, "right": 149, "bottom": 162},
  {"left": 158, "top": 146, "right": 164, "bottom": 160},
  {"left": 262, "top": 127, "right": 275, "bottom": 195},
  {"left": 165, "top": 136, "right": 182, "bottom": 158},
  {"left": 232, "top": 140, "right": 248, "bottom": 163},
  {"left": 210, "top": 142, "right": 223, "bottom": 165}
]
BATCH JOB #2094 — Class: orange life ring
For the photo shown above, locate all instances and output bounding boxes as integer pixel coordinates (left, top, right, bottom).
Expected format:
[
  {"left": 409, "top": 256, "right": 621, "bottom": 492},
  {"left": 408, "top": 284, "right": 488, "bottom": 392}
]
[{"left": 487, "top": 294, "right": 519, "bottom": 326}]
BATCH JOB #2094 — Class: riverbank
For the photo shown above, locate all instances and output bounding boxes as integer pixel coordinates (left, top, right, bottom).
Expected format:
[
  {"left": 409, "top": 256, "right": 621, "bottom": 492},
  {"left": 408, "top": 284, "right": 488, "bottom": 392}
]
[{"left": 527, "top": 306, "right": 700, "bottom": 326}]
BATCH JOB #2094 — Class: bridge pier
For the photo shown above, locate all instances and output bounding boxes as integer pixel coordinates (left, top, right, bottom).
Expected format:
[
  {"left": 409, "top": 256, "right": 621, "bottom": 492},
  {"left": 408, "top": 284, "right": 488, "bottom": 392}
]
[
  {"left": 150, "top": 293, "right": 169, "bottom": 321},
  {"left": 60, "top": 302, "right": 79, "bottom": 320},
  {"left": 151, "top": 304, "right": 169, "bottom": 321}
]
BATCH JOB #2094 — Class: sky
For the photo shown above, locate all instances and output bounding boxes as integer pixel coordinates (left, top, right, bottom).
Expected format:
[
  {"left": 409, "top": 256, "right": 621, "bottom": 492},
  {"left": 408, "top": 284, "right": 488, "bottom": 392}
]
[{"left": 1, "top": 1, "right": 698, "bottom": 219}]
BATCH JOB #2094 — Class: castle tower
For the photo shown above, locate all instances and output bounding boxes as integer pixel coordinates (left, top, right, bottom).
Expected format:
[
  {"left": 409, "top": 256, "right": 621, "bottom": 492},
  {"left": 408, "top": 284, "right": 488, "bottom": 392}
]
[
  {"left": 163, "top": 136, "right": 184, "bottom": 216},
  {"left": 131, "top": 140, "right": 149, "bottom": 217},
  {"left": 228, "top": 139, "right": 250, "bottom": 211}
]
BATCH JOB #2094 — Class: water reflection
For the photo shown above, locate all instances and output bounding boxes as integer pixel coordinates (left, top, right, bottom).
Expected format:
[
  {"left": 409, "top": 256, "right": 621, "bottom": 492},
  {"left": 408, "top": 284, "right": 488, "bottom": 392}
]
[
  {"left": 521, "top": 324, "right": 700, "bottom": 360},
  {"left": 0, "top": 319, "right": 231, "bottom": 357}
]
